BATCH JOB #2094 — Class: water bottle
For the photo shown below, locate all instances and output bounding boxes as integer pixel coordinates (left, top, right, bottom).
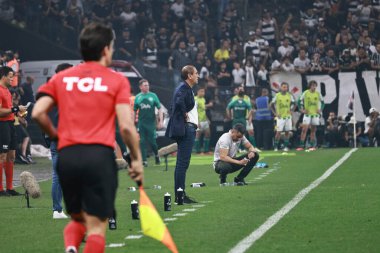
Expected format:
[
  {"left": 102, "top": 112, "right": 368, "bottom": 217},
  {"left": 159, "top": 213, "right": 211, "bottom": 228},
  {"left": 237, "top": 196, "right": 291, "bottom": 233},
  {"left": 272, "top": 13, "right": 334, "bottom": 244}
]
[
  {"left": 190, "top": 182, "right": 206, "bottom": 188},
  {"left": 131, "top": 200, "right": 139, "bottom": 219},
  {"left": 108, "top": 217, "right": 117, "bottom": 230},
  {"left": 164, "top": 192, "right": 171, "bottom": 211},
  {"left": 176, "top": 188, "right": 184, "bottom": 205},
  {"left": 108, "top": 209, "right": 117, "bottom": 230}
]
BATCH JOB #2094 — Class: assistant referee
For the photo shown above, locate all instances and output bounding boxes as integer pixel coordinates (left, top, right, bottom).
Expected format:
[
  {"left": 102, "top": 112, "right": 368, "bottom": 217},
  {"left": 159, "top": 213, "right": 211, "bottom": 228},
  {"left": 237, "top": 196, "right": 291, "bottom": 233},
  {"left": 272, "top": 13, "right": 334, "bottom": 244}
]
[
  {"left": 0, "top": 66, "right": 27, "bottom": 196},
  {"left": 32, "top": 23, "right": 143, "bottom": 253}
]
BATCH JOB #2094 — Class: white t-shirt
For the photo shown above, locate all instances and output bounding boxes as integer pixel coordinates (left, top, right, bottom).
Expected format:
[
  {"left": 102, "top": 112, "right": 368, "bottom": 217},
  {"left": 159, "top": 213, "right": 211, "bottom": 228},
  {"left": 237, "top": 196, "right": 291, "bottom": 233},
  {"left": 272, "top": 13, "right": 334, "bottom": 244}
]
[
  {"left": 364, "top": 116, "right": 380, "bottom": 133},
  {"left": 232, "top": 68, "right": 246, "bottom": 85},
  {"left": 245, "top": 66, "right": 255, "bottom": 87},
  {"left": 258, "top": 69, "right": 268, "bottom": 81},
  {"left": 187, "top": 91, "right": 198, "bottom": 126},
  {"left": 120, "top": 11, "right": 137, "bottom": 23},
  {"left": 277, "top": 45, "right": 294, "bottom": 58},
  {"left": 281, "top": 63, "right": 294, "bottom": 72},
  {"left": 171, "top": 2, "right": 185, "bottom": 18},
  {"left": 294, "top": 57, "right": 311, "bottom": 69},
  {"left": 214, "top": 131, "right": 249, "bottom": 162}
]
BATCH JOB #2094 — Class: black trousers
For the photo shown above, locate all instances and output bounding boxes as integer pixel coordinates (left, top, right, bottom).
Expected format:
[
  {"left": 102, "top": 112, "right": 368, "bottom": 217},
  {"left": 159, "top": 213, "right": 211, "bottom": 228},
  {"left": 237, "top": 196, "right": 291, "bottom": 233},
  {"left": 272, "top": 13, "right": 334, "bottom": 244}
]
[
  {"left": 325, "top": 130, "right": 339, "bottom": 147},
  {"left": 255, "top": 120, "right": 274, "bottom": 150},
  {"left": 214, "top": 152, "right": 260, "bottom": 182}
]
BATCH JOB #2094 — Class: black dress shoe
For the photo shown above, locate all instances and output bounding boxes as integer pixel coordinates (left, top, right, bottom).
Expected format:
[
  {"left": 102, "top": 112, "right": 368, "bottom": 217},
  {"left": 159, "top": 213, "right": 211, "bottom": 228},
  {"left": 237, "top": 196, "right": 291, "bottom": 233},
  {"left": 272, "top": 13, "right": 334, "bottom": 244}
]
[
  {"left": 183, "top": 195, "right": 198, "bottom": 204},
  {"left": 234, "top": 177, "right": 248, "bottom": 186}
]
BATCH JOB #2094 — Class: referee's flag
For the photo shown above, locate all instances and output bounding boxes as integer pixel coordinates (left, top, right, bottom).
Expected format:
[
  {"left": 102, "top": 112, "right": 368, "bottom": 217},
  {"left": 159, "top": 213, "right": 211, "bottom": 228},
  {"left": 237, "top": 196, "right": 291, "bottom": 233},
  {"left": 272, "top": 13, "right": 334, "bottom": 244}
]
[
  {"left": 348, "top": 91, "right": 354, "bottom": 110},
  {"left": 139, "top": 186, "right": 178, "bottom": 253}
]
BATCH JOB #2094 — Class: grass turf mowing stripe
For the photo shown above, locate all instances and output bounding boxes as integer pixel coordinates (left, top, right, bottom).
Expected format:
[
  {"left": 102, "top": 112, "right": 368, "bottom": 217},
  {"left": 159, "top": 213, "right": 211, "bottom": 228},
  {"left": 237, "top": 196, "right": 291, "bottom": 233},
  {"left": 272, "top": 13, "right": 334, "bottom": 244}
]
[{"left": 228, "top": 148, "right": 358, "bottom": 253}]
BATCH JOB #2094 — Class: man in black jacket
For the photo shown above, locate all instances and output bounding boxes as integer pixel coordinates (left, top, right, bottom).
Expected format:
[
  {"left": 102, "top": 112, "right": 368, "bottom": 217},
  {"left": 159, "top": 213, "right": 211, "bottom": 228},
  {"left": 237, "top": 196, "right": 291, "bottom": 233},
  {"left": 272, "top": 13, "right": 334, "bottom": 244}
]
[{"left": 166, "top": 65, "right": 199, "bottom": 204}]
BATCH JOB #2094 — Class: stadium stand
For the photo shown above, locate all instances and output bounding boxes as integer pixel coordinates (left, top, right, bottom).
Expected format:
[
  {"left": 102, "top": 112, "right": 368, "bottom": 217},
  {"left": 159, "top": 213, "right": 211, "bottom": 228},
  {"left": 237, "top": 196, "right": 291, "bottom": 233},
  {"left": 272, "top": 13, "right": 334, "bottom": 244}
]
[{"left": 1, "top": 0, "right": 380, "bottom": 150}]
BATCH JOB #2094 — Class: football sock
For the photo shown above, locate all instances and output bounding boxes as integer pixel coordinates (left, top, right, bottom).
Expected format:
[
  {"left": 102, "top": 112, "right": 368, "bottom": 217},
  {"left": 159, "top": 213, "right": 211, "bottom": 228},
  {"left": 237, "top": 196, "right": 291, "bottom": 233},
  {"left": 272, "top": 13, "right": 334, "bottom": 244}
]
[
  {"left": 310, "top": 140, "right": 315, "bottom": 147},
  {"left": 204, "top": 138, "right": 210, "bottom": 152},
  {"left": 5, "top": 161, "right": 14, "bottom": 190},
  {"left": 64, "top": 221, "right": 86, "bottom": 250},
  {"left": 194, "top": 138, "right": 200, "bottom": 153},
  {"left": 248, "top": 136, "right": 257, "bottom": 147},
  {"left": 0, "top": 162, "right": 4, "bottom": 191},
  {"left": 299, "top": 140, "right": 305, "bottom": 147},
  {"left": 84, "top": 234, "right": 105, "bottom": 253},
  {"left": 274, "top": 140, "right": 279, "bottom": 148},
  {"left": 284, "top": 138, "right": 289, "bottom": 148}
]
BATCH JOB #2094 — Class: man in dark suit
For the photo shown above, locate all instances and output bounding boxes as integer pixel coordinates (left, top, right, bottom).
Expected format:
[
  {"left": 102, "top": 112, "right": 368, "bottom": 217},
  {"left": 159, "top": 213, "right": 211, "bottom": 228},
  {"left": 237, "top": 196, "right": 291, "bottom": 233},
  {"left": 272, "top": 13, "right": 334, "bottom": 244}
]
[{"left": 166, "top": 65, "right": 199, "bottom": 204}]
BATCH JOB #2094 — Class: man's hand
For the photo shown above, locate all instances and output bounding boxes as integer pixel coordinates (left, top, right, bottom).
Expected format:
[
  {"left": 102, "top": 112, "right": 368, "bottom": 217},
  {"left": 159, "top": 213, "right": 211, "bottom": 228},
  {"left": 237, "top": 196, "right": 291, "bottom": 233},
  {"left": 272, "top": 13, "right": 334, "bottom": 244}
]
[
  {"left": 239, "top": 158, "right": 249, "bottom": 166},
  {"left": 128, "top": 160, "right": 144, "bottom": 183},
  {"left": 247, "top": 151, "right": 256, "bottom": 159},
  {"left": 19, "top": 105, "right": 27, "bottom": 113}
]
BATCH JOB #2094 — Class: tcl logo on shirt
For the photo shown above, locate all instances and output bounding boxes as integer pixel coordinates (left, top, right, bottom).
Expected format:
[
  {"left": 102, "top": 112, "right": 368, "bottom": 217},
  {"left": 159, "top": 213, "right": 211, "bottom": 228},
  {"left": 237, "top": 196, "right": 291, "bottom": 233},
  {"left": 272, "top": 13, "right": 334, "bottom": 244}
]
[{"left": 63, "top": 77, "right": 108, "bottom": 92}]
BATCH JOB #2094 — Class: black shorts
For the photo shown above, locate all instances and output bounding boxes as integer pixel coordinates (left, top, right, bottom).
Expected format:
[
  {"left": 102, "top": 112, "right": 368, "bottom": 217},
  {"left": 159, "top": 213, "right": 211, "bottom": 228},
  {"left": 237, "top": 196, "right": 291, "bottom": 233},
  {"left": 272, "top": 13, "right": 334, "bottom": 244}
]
[
  {"left": 0, "top": 121, "right": 17, "bottom": 153},
  {"left": 57, "top": 144, "right": 118, "bottom": 219}
]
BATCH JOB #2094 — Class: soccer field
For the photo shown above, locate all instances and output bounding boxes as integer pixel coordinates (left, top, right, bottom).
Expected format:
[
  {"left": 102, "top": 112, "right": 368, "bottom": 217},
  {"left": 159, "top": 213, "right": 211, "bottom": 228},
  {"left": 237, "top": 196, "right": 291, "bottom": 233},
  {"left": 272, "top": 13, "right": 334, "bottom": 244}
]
[{"left": 1, "top": 148, "right": 379, "bottom": 253}]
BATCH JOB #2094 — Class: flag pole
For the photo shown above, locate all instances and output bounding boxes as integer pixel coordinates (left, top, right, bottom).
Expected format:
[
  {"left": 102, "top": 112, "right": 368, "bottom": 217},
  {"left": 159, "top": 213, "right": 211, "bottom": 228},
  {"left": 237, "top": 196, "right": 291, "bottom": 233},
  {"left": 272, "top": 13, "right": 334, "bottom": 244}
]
[{"left": 353, "top": 91, "right": 357, "bottom": 148}]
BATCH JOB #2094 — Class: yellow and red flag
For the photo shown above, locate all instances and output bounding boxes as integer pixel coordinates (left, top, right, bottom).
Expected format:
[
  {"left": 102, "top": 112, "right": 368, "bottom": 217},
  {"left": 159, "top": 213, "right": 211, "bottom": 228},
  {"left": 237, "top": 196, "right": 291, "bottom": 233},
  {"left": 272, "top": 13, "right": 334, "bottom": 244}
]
[{"left": 139, "top": 185, "right": 178, "bottom": 253}]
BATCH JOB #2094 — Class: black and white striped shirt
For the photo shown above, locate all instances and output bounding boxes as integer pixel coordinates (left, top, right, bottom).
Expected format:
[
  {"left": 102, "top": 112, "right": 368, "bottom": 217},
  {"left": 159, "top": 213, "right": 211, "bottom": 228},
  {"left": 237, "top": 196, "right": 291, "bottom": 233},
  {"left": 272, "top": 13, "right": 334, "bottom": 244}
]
[
  {"left": 261, "top": 18, "right": 276, "bottom": 41},
  {"left": 256, "top": 37, "right": 269, "bottom": 57},
  {"left": 244, "top": 40, "right": 260, "bottom": 59},
  {"left": 143, "top": 47, "right": 158, "bottom": 68},
  {"left": 348, "top": 0, "right": 359, "bottom": 13},
  {"left": 371, "top": 51, "right": 380, "bottom": 66}
]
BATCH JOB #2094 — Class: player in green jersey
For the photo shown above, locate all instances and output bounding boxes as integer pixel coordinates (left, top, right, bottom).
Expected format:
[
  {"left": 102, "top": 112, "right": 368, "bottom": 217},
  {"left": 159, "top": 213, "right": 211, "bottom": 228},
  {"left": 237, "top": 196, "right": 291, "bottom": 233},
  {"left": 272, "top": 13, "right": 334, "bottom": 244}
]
[
  {"left": 230, "top": 86, "right": 257, "bottom": 147},
  {"left": 194, "top": 86, "right": 213, "bottom": 154},
  {"left": 297, "top": 80, "right": 324, "bottom": 151},
  {"left": 271, "top": 82, "right": 295, "bottom": 151},
  {"left": 227, "top": 88, "right": 256, "bottom": 147},
  {"left": 134, "top": 79, "right": 163, "bottom": 166}
]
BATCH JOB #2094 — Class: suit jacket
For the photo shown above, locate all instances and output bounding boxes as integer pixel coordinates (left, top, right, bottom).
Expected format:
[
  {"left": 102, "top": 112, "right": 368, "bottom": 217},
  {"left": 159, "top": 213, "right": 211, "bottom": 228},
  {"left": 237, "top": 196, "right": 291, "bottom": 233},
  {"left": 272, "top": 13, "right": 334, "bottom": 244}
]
[{"left": 165, "top": 82, "right": 195, "bottom": 140}]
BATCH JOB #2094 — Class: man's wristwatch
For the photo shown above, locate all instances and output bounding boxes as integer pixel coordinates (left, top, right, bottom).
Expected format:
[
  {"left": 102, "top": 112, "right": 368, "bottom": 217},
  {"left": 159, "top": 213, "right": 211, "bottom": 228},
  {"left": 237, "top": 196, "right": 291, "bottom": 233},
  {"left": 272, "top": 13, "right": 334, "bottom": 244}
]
[{"left": 11, "top": 106, "right": 19, "bottom": 113}]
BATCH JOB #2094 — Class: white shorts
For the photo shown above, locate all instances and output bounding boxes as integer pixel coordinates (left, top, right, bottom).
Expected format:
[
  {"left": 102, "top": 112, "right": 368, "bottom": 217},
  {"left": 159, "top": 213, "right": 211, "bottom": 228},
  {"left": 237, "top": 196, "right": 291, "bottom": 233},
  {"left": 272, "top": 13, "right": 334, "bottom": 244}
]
[
  {"left": 276, "top": 117, "right": 292, "bottom": 132},
  {"left": 303, "top": 114, "right": 320, "bottom": 126},
  {"left": 198, "top": 121, "right": 210, "bottom": 131},
  {"left": 246, "top": 120, "right": 253, "bottom": 130}
]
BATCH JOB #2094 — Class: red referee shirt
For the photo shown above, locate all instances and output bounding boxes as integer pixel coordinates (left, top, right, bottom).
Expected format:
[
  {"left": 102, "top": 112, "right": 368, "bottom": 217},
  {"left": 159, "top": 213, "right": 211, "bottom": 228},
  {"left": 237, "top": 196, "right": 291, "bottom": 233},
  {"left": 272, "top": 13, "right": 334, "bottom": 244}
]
[
  {"left": 37, "top": 62, "right": 131, "bottom": 150},
  {"left": 0, "top": 84, "right": 14, "bottom": 122}
]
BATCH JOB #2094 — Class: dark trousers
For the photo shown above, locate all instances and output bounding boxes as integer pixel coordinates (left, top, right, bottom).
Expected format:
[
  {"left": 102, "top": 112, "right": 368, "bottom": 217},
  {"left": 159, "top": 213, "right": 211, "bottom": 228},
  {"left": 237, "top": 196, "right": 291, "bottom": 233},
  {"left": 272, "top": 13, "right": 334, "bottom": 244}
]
[
  {"left": 174, "top": 124, "right": 196, "bottom": 194},
  {"left": 138, "top": 123, "right": 158, "bottom": 162},
  {"left": 214, "top": 152, "right": 260, "bottom": 182},
  {"left": 255, "top": 120, "right": 273, "bottom": 149},
  {"left": 325, "top": 130, "right": 339, "bottom": 147}
]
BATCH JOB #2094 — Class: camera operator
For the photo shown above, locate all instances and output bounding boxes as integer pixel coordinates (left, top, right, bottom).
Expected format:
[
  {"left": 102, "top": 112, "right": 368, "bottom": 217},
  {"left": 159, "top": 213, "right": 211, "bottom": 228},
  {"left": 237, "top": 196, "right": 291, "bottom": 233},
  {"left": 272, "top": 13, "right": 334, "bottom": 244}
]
[
  {"left": 365, "top": 108, "right": 380, "bottom": 146},
  {"left": 325, "top": 111, "right": 339, "bottom": 148},
  {"left": 337, "top": 116, "right": 349, "bottom": 147}
]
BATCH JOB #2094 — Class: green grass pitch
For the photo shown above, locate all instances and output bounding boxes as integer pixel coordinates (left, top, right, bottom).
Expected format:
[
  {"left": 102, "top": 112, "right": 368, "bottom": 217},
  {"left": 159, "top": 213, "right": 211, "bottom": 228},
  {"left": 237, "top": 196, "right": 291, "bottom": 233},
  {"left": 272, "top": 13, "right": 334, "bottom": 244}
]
[{"left": 0, "top": 148, "right": 379, "bottom": 253}]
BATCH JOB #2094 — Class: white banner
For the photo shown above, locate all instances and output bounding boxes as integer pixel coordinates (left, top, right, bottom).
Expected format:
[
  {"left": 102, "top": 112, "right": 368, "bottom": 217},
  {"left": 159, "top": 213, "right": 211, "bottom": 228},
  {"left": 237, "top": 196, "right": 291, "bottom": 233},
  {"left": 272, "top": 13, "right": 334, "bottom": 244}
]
[
  {"left": 270, "top": 71, "right": 380, "bottom": 122},
  {"left": 269, "top": 72, "right": 302, "bottom": 97}
]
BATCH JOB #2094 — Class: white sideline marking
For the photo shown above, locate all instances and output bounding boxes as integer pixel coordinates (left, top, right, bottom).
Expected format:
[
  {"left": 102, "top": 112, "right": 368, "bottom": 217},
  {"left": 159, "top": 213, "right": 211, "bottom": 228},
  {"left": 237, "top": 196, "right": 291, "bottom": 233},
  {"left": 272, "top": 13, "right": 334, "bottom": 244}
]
[
  {"left": 173, "top": 213, "right": 187, "bottom": 217},
  {"left": 192, "top": 204, "right": 206, "bottom": 208},
  {"left": 164, "top": 218, "right": 178, "bottom": 221},
  {"left": 228, "top": 148, "right": 357, "bottom": 253},
  {"left": 107, "top": 243, "right": 126, "bottom": 248},
  {"left": 125, "top": 235, "right": 143, "bottom": 240},
  {"left": 183, "top": 208, "right": 197, "bottom": 212}
]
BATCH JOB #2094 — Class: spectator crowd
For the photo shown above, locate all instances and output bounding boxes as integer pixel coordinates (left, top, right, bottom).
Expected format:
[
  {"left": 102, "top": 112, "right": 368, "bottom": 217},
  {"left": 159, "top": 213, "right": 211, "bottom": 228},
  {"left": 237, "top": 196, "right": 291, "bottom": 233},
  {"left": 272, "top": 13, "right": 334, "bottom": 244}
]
[{"left": 1, "top": 0, "right": 380, "bottom": 151}]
